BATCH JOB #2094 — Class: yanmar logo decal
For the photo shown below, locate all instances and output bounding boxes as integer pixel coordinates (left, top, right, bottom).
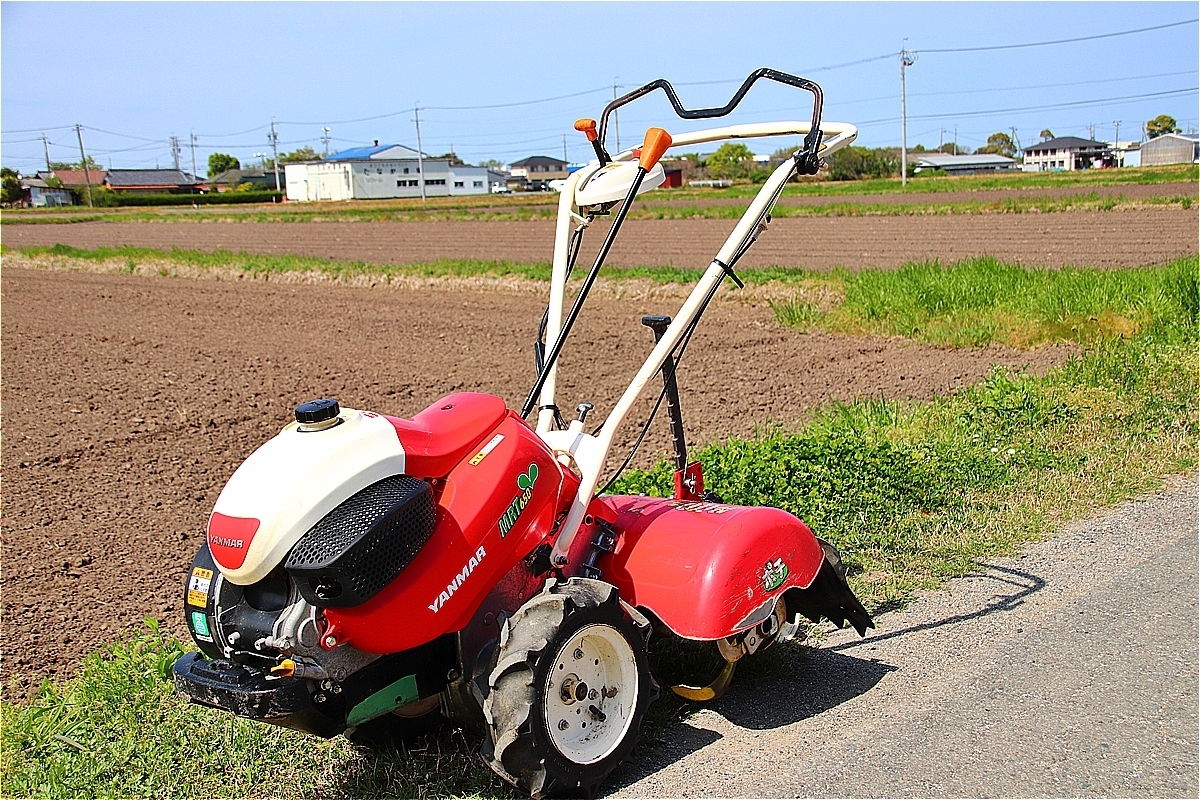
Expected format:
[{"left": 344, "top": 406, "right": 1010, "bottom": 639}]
[
  {"left": 207, "top": 513, "right": 260, "bottom": 571},
  {"left": 499, "top": 464, "right": 538, "bottom": 538},
  {"left": 428, "top": 546, "right": 486, "bottom": 614}
]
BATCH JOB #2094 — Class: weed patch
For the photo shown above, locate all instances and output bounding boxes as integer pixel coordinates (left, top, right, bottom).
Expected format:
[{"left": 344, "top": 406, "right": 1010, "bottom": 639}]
[
  {"left": 0, "top": 623, "right": 513, "bottom": 799},
  {"left": 770, "top": 256, "right": 1199, "bottom": 347}
]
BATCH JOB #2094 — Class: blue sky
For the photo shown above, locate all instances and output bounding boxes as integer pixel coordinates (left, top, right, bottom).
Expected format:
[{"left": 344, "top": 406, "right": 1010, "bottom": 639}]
[{"left": 2, "top": 1, "right": 1197, "bottom": 176}]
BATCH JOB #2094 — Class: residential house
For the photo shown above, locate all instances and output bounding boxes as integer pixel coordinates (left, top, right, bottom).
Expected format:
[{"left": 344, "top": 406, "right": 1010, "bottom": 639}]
[
  {"left": 209, "top": 168, "right": 283, "bottom": 192},
  {"left": 1022, "top": 136, "right": 1112, "bottom": 171},
  {"left": 104, "top": 169, "right": 201, "bottom": 194},
  {"left": 508, "top": 156, "right": 568, "bottom": 190},
  {"left": 44, "top": 168, "right": 108, "bottom": 190}
]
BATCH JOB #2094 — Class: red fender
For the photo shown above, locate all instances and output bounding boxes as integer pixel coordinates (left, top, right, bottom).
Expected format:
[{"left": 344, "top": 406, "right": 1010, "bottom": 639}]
[{"left": 596, "top": 495, "right": 825, "bottom": 640}]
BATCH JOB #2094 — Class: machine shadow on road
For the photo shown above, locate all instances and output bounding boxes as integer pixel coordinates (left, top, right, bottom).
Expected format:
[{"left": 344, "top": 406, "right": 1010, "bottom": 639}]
[
  {"left": 606, "top": 562, "right": 1046, "bottom": 792},
  {"left": 825, "top": 562, "right": 1046, "bottom": 654}
]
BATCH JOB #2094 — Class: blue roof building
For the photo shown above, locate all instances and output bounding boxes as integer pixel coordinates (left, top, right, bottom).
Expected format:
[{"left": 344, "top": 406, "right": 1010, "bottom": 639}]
[{"left": 325, "top": 143, "right": 423, "bottom": 161}]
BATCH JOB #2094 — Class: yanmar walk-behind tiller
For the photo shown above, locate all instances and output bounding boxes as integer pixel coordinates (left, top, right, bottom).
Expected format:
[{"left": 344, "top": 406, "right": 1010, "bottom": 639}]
[{"left": 174, "top": 68, "right": 873, "bottom": 796}]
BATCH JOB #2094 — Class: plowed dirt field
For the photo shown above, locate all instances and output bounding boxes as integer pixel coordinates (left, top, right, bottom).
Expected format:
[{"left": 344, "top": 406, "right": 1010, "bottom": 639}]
[
  {"left": 0, "top": 268, "right": 1071, "bottom": 683},
  {"left": 4, "top": 206, "right": 1195, "bottom": 270}
]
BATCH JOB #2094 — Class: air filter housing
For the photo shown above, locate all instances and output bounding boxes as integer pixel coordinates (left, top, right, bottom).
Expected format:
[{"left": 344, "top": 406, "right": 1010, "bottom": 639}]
[{"left": 285, "top": 475, "right": 437, "bottom": 608}]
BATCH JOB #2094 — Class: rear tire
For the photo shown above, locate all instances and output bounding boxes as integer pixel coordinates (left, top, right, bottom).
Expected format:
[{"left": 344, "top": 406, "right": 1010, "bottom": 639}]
[{"left": 482, "top": 578, "right": 656, "bottom": 798}]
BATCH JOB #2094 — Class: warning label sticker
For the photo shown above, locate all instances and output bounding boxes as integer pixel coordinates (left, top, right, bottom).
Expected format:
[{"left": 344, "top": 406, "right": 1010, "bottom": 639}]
[
  {"left": 469, "top": 434, "right": 505, "bottom": 466},
  {"left": 190, "top": 611, "right": 212, "bottom": 641},
  {"left": 187, "top": 567, "right": 214, "bottom": 608}
]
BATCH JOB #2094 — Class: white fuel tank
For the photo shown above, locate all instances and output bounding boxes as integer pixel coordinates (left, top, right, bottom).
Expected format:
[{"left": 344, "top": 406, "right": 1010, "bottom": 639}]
[{"left": 207, "top": 407, "right": 406, "bottom": 585}]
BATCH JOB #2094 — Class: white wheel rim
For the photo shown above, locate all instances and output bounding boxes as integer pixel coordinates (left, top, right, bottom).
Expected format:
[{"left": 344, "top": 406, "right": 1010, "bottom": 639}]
[{"left": 543, "top": 622, "right": 639, "bottom": 765}]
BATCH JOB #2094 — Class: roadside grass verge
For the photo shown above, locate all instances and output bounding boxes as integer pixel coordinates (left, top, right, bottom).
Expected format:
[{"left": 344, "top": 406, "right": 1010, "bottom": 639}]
[
  {"left": 0, "top": 622, "right": 517, "bottom": 799},
  {"left": 2, "top": 254, "right": 1196, "bottom": 798}
]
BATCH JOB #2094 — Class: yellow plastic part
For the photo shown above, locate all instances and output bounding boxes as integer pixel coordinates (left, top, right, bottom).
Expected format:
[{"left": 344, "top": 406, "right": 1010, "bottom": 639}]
[
  {"left": 270, "top": 658, "right": 296, "bottom": 677},
  {"left": 670, "top": 658, "right": 737, "bottom": 702}
]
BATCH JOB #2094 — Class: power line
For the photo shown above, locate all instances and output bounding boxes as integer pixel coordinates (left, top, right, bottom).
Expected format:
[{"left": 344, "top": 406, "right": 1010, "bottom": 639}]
[
  {"left": 916, "top": 18, "right": 1197, "bottom": 54},
  {"left": 855, "top": 86, "right": 1198, "bottom": 127},
  {"left": 423, "top": 85, "right": 612, "bottom": 111}
]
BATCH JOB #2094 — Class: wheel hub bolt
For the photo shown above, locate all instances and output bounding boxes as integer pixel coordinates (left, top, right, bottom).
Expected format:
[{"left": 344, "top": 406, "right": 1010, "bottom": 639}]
[
  {"left": 558, "top": 719, "right": 569, "bottom": 731},
  {"left": 573, "top": 648, "right": 584, "bottom": 660},
  {"left": 588, "top": 688, "right": 598, "bottom": 700}
]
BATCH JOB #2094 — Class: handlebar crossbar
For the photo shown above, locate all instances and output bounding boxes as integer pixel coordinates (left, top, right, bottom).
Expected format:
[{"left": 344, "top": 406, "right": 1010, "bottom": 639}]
[{"left": 598, "top": 67, "right": 824, "bottom": 157}]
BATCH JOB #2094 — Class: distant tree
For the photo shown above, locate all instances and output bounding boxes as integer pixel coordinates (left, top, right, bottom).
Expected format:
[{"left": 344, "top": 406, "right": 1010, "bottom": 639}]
[
  {"left": 937, "top": 142, "right": 967, "bottom": 155},
  {"left": 436, "top": 152, "right": 466, "bottom": 166},
  {"left": 208, "top": 153, "right": 240, "bottom": 176},
  {"left": 974, "top": 132, "right": 1017, "bottom": 158},
  {"left": 280, "top": 147, "right": 320, "bottom": 164},
  {"left": 1, "top": 167, "right": 26, "bottom": 204},
  {"left": 826, "top": 146, "right": 899, "bottom": 181},
  {"left": 49, "top": 156, "right": 102, "bottom": 172},
  {"left": 706, "top": 143, "right": 755, "bottom": 179},
  {"left": 1146, "top": 114, "right": 1181, "bottom": 139},
  {"left": 479, "top": 158, "right": 505, "bottom": 170},
  {"left": 1039, "top": 129, "right": 1055, "bottom": 140}
]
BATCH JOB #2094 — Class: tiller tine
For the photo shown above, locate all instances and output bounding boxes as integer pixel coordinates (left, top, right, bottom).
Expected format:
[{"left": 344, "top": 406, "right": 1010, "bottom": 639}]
[{"left": 670, "top": 657, "right": 738, "bottom": 702}]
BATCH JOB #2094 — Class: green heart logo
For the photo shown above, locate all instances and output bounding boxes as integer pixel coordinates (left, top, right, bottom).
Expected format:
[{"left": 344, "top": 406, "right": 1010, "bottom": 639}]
[{"left": 517, "top": 463, "right": 538, "bottom": 491}]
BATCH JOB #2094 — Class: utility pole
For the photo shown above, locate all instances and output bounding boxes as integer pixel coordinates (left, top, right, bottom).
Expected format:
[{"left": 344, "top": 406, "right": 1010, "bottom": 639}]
[
  {"left": 321, "top": 126, "right": 331, "bottom": 157},
  {"left": 613, "top": 78, "right": 621, "bottom": 152},
  {"left": 414, "top": 105, "right": 426, "bottom": 202},
  {"left": 1010, "top": 127, "right": 1021, "bottom": 155},
  {"left": 74, "top": 124, "right": 94, "bottom": 207},
  {"left": 41, "top": 134, "right": 52, "bottom": 172},
  {"left": 269, "top": 121, "right": 281, "bottom": 191},
  {"left": 939, "top": 128, "right": 944, "bottom": 150},
  {"left": 953, "top": 126, "right": 958, "bottom": 155},
  {"left": 900, "top": 48, "right": 914, "bottom": 187},
  {"left": 1113, "top": 120, "right": 1121, "bottom": 167},
  {"left": 170, "top": 135, "right": 181, "bottom": 171},
  {"left": 1087, "top": 123, "right": 1095, "bottom": 141},
  {"left": 189, "top": 131, "right": 198, "bottom": 178},
  {"left": 563, "top": 133, "right": 568, "bottom": 164}
]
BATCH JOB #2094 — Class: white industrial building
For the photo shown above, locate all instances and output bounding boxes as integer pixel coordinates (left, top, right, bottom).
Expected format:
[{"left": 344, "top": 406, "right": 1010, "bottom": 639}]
[
  {"left": 1140, "top": 133, "right": 1200, "bottom": 166},
  {"left": 284, "top": 143, "right": 506, "bottom": 202}
]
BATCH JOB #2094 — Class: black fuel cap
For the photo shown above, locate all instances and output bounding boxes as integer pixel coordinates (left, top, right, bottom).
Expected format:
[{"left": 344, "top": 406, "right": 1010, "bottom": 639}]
[{"left": 295, "top": 398, "right": 340, "bottom": 424}]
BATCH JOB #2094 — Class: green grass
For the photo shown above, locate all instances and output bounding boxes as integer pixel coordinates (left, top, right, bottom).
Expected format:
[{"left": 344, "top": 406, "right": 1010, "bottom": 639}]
[
  {"left": 770, "top": 255, "right": 1198, "bottom": 347},
  {"left": 2, "top": 254, "right": 1197, "bottom": 798},
  {"left": 0, "top": 622, "right": 516, "bottom": 799},
  {"left": 635, "top": 190, "right": 1194, "bottom": 220},
  {"left": 672, "top": 162, "right": 1199, "bottom": 199}
]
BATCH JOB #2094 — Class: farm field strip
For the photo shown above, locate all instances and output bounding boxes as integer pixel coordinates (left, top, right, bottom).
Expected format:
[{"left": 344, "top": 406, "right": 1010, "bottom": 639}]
[
  {"left": 2, "top": 164, "right": 1193, "bottom": 225},
  {"left": 4, "top": 181, "right": 1195, "bottom": 225},
  {"left": 3, "top": 206, "right": 1196, "bottom": 270}
]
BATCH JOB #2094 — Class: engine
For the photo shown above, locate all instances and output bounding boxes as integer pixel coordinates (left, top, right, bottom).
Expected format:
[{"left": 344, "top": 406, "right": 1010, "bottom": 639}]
[{"left": 175, "top": 469, "right": 454, "bottom": 738}]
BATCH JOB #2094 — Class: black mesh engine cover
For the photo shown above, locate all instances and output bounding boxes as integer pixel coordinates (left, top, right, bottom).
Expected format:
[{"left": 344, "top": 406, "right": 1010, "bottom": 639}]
[{"left": 285, "top": 475, "right": 437, "bottom": 608}]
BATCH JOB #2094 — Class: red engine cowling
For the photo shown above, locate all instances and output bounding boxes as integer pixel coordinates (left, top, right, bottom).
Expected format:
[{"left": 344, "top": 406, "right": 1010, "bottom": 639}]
[
  {"left": 595, "top": 494, "right": 826, "bottom": 640},
  {"left": 321, "top": 397, "right": 572, "bottom": 654}
]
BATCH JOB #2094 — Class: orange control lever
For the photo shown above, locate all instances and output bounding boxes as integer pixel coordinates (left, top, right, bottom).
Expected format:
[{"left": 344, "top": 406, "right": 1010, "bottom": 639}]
[
  {"left": 639, "top": 127, "right": 673, "bottom": 170},
  {"left": 574, "top": 118, "right": 598, "bottom": 142}
]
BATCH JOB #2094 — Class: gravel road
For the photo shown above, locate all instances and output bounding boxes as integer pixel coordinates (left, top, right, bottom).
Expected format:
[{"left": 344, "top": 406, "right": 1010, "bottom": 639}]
[{"left": 610, "top": 476, "right": 1199, "bottom": 798}]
